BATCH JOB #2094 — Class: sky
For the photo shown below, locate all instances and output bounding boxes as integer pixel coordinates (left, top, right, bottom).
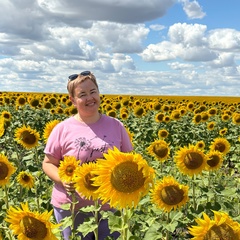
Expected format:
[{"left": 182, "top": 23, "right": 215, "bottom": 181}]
[{"left": 0, "top": 0, "right": 240, "bottom": 96}]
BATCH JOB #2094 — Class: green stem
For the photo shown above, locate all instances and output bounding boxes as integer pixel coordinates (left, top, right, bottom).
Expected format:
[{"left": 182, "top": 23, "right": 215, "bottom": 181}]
[
  {"left": 121, "top": 208, "right": 131, "bottom": 240},
  {"left": 70, "top": 193, "right": 77, "bottom": 240},
  {"left": 4, "top": 185, "right": 9, "bottom": 209},
  {"left": 94, "top": 200, "right": 99, "bottom": 240},
  {"left": 192, "top": 176, "right": 196, "bottom": 211},
  {"left": 166, "top": 212, "right": 170, "bottom": 240}
]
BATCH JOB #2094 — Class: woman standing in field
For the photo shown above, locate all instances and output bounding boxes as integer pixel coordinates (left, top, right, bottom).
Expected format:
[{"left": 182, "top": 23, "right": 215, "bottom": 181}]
[{"left": 42, "top": 71, "right": 133, "bottom": 239}]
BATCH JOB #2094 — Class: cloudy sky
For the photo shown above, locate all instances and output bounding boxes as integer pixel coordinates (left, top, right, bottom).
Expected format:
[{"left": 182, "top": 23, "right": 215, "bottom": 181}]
[{"left": 1, "top": 0, "right": 240, "bottom": 96}]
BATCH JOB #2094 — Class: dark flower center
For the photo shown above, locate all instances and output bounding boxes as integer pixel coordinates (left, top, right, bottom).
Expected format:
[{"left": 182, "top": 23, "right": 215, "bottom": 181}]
[
  {"left": 153, "top": 144, "right": 168, "bottom": 158},
  {"left": 21, "top": 131, "right": 37, "bottom": 145},
  {"left": 111, "top": 161, "right": 145, "bottom": 193},
  {"left": 21, "top": 216, "right": 48, "bottom": 239},
  {"left": 160, "top": 185, "right": 184, "bottom": 205},
  {"left": 214, "top": 143, "right": 226, "bottom": 153},
  {"left": 0, "top": 162, "right": 8, "bottom": 180},
  {"left": 207, "top": 155, "right": 220, "bottom": 167},
  {"left": 184, "top": 152, "right": 203, "bottom": 169},
  {"left": 84, "top": 173, "right": 98, "bottom": 191}
]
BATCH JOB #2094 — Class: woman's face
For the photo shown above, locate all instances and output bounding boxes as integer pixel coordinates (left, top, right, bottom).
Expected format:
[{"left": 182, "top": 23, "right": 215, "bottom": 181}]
[{"left": 70, "top": 79, "right": 100, "bottom": 117}]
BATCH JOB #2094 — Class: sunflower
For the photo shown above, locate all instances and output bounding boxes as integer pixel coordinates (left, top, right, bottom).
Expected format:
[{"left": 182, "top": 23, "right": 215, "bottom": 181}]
[
  {"left": 174, "top": 144, "right": 207, "bottom": 177},
  {"left": 187, "top": 102, "right": 195, "bottom": 111},
  {"left": 209, "top": 137, "right": 231, "bottom": 156},
  {"left": 163, "top": 115, "right": 171, "bottom": 123},
  {"left": 120, "top": 111, "right": 129, "bottom": 120},
  {"left": 151, "top": 176, "right": 189, "bottom": 212},
  {"left": 147, "top": 140, "right": 170, "bottom": 162},
  {"left": 207, "top": 121, "right": 215, "bottom": 131},
  {"left": 188, "top": 211, "right": 240, "bottom": 240},
  {"left": 221, "top": 113, "right": 230, "bottom": 122},
  {"left": 219, "top": 127, "right": 228, "bottom": 136},
  {"left": 155, "top": 113, "right": 165, "bottom": 123},
  {"left": 195, "top": 140, "right": 205, "bottom": 150},
  {"left": 1, "top": 110, "right": 12, "bottom": 121},
  {"left": 205, "top": 151, "right": 224, "bottom": 171},
  {"left": 58, "top": 156, "right": 80, "bottom": 183},
  {"left": 232, "top": 112, "right": 240, "bottom": 125},
  {"left": 171, "top": 110, "right": 181, "bottom": 120},
  {"left": 16, "top": 96, "right": 27, "bottom": 107},
  {"left": 5, "top": 202, "right": 60, "bottom": 240},
  {"left": 93, "top": 147, "right": 155, "bottom": 209},
  {"left": 74, "top": 162, "right": 99, "bottom": 200},
  {"left": 153, "top": 102, "right": 161, "bottom": 111},
  {"left": 200, "top": 112, "right": 209, "bottom": 122},
  {"left": 158, "top": 129, "right": 169, "bottom": 139},
  {"left": 133, "top": 106, "right": 145, "bottom": 118},
  {"left": 43, "top": 120, "right": 60, "bottom": 143},
  {"left": 208, "top": 107, "right": 218, "bottom": 116},
  {"left": 17, "top": 171, "right": 35, "bottom": 189},
  {"left": 193, "top": 114, "right": 201, "bottom": 124},
  {"left": 107, "top": 110, "right": 117, "bottom": 118},
  {"left": 0, "top": 154, "right": 16, "bottom": 187},
  {"left": 15, "top": 125, "right": 40, "bottom": 149},
  {"left": 29, "top": 98, "right": 40, "bottom": 108},
  {"left": 0, "top": 117, "right": 5, "bottom": 138}
]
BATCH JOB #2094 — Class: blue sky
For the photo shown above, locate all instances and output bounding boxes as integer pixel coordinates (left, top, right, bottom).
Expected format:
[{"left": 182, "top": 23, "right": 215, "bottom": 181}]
[{"left": 0, "top": 0, "right": 240, "bottom": 96}]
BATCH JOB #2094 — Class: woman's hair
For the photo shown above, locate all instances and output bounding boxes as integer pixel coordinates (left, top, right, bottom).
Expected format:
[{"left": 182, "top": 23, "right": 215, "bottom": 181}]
[{"left": 67, "top": 72, "right": 99, "bottom": 97}]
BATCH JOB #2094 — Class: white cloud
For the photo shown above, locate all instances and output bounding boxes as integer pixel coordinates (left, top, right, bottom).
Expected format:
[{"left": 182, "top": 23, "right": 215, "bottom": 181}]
[
  {"left": 208, "top": 29, "right": 240, "bottom": 50},
  {"left": 168, "top": 62, "right": 194, "bottom": 70},
  {"left": 149, "top": 24, "right": 166, "bottom": 31},
  {"left": 0, "top": 0, "right": 239, "bottom": 96},
  {"left": 180, "top": 0, "right": 206, "bottom": 19}
]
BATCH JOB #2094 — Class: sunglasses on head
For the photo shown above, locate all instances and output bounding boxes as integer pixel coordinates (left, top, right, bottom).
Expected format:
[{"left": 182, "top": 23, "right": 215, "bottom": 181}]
[{"left": 68, "top": 71, "right": 91, "bottom": 81}]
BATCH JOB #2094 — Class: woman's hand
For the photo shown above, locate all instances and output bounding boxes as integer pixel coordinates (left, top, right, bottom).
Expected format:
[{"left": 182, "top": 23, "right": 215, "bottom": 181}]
[{"left": 62, "top": 182, "right": 76, "bottom": 192}]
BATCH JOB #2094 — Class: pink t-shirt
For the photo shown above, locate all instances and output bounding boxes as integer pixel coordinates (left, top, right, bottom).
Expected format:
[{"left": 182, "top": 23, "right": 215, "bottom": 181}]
[{"left": 44, "top": 114, "right": 133, "bottom": 209}]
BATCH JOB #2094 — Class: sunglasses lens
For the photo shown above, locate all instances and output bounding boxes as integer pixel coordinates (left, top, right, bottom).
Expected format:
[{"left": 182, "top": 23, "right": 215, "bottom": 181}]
[
  {"left": 68, "top": 74, "right": 79, "bottom": 81},
  {"left": 68, "top": 71, "right": 91, "bottom": 81},
  {"left": 80, "top": 71, "right": 91, "bottom": 76}
]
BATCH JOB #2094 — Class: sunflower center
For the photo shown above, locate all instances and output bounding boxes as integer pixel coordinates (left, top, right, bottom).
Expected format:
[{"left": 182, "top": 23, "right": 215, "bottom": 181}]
[
  {"left": 65, "top": 166, "right": 75, "bottom": 176},
  {"left": 184, "top": 152, "right": 203, "bottom": 169},
  {"left": 160, "top": 185, "right": 184, "bottom": 205},
  {"left": 22, "top": 174, "right": 30, "bottom": 182},
  {"left": 21, "top": 131, "right": 37, "bottom": 145},
  {"left": 0, "top": 162, "right": 8, "bottom": 180},
  {"left": 84, "top": 173, "right": 99, "bottom": 191},
  {"left": 207, "top": 155, "right": 220, "bottom": 167},
  {"left": 214, "top": 143, "right": 226, "bottom": 153},
  {"left": 153, "top": 144, "right": 168, "bottom": 158},
  {"left": 203, "top": 223, "right": 238, "bottom": 240},
  {"left": 111, "top": 161, "right": 145, "bottom": 193},
  {"left": 20, "top": 216, "right": 48, "bottom": 239}
]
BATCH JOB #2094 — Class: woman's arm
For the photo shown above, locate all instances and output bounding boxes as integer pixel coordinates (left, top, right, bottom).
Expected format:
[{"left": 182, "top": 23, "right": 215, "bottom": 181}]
[{"left": 42, "top": 154, "right": 62, "bottom": 184}]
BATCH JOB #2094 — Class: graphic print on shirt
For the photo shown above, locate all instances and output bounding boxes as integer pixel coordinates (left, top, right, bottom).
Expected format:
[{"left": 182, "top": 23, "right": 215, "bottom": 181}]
[{"left": 74, "top": 135, "right": 114, "bottom": 162}]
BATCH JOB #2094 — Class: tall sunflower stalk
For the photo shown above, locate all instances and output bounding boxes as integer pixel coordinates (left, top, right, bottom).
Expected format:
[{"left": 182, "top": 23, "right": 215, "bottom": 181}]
[
  {"left": 192, "top": 175, "right": 197, "bottom": 211},
  {"left": 93, "top": 200, "right": 99, "bottom": 240},
  {"left": 70, "top": 192, "right": 77, "bottom": 240},
  {"left": 58, "top": 155, "right": 80, "bottom": 239},
  {"left": 120, "top": 208, "right": 133, "bottom": 240},
  {"left": 4, "top": 185, "right": 9, "bottom": 209}
]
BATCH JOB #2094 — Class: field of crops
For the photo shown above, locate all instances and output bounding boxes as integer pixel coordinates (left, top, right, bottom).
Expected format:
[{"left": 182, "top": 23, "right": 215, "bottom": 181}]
[{"left": 0, "top": 91, "right": 240, "bottom": 240}]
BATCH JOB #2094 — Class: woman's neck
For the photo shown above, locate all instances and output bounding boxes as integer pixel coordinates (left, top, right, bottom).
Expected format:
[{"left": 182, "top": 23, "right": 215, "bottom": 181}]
[{"left": 75, "top": 112, "right": 101, "bottom": 124}]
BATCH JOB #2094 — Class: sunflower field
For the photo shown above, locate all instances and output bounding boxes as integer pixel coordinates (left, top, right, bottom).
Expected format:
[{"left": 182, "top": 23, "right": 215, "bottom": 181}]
[{"left": 0, "top": 92, "right": 240, "bottom": 240}]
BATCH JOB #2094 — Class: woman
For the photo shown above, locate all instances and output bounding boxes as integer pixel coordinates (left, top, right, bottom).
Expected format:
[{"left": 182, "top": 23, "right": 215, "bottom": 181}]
[{"left": 42, "top": 71, "right": 133, "bottom": 239}]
